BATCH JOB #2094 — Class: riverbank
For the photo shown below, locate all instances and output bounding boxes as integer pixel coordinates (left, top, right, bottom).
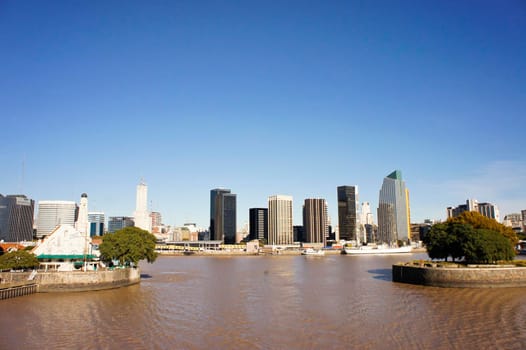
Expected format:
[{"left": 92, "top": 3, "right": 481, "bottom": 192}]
[
  {"left": 157, "top": 247, "right": 427, "bottom": 256},
  {"left": 157, "top": 249, "right": 344, "bottom": 256},
  {"left": 392, "top": 262, "right": 526, "bottom": 288}
]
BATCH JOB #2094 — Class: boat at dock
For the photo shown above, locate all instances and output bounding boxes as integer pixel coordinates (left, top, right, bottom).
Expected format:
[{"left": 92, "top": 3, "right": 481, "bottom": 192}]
[
  {"left": 301, "top": 248, "right": 325, "bottom": 256},
  {"left": 344, "top": 244, "right": 412, "bottom": 255}
]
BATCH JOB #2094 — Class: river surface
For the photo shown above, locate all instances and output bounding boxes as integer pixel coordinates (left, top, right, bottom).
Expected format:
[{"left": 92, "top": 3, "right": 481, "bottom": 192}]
[{"left": 1, "top": 254, "right": 526, "bottom": 349}]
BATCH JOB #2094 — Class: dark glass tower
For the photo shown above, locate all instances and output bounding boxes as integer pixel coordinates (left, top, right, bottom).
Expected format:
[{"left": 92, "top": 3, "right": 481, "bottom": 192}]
[
  {"left": 249, "top": 208, "right": 268, "bottom": 241},
  {"left": 210, "top": 188, "right": 237, "bottom": 243},
  {"left": 337, "top": 186, "right": 358, "bottom": 242},
  {"left": 0, "top": 194, "right": 35, "bottom": 242}
]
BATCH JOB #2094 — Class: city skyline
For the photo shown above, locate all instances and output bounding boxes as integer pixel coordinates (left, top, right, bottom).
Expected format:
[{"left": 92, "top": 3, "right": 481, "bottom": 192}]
[{"left": 1, "top": 1, "right": 525, "bottom": 227}]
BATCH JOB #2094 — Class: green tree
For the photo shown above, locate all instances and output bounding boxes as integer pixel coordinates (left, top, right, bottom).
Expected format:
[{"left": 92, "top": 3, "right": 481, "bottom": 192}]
[
  {"left": 0, "top": 250, "right": 39, "bottom": 270},
  {"left": 462, "top": 229, "right": 515, "bottom": 264},
  {"left": 424, "top": 216, "right": 517, "bottom": 264},
  {"left": 449, "top": 211, "right": 518, "bottom": 246},
  {"left": 99, "top": 227, "right": 158, "bottom": 266},
  {"left": 423, "top": 223, "right": 469, "bottom": 261}
]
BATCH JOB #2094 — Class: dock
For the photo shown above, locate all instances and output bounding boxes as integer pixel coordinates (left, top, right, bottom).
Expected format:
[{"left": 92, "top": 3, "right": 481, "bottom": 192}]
[{"left": 0, "top": 282, "right": 38, "bottom": 300}]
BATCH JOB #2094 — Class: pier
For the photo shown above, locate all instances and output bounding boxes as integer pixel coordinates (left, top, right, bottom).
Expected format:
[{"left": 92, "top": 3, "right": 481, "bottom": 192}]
[{"left": 0, "top": 283, "right": 37, "bottom": 300}]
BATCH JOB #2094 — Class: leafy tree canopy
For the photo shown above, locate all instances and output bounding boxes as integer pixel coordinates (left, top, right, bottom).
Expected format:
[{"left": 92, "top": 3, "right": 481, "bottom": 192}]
[
  {"left": 99, "top": 227, "right": 158, "bottom": 266},
  {"left": 461, "top": 228, "right": 515, "bottom": 264},
  {"left": 424, "top": 222, "right": 470, "bottom": 262},
  {"left": 0, "top": 250, "right": 39, "bottom": 270},
  {"left": 424, "top": 212, "right": 517, "bottom": 263},
  {"left": 449, "top": 211, "right": 518, "bottom": 246}
]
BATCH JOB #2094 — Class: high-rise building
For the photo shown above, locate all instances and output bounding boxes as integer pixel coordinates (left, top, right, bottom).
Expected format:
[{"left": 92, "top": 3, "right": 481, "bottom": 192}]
[
  {"left": 88, "top": 212, "right": 105, "bottom": 237},
  {"left": 108, "top": 216, "right": 134, "bottom": 233},
  {"left": 293, "top": 225, "right": 306, "bottom": 242},
  {"left": 377, "top": 170, "right": 411, "bottom": 243},
  {"left": 150, "top": 211, "right": 162, "bottom": 228},
  {"left": 447, "top": 199, "right": 500, "bottom": 222},
  {"left": 337, "top": 186, "right": 359, "bottom": 242},
  {"left": 210, "top": 188, "right": 237, "bottom": 243},
  {"left": 210, "top": 188, "right": 230, "bottom": 241},
  {"left": 134, "top": 180, "right": 151, "bottom": 232},
  {"left": 477, "top": 202, "right": 500, "bottom": 222},
  {"left": 359, "top": 202, "right": 374, "bottom": 244},
  {"left": 522, "top": 210, "right": 526, "bottom": 233},
  {"left": 36, "top": 200, "right": 77, "bottom": 238},
  {"left": 75, "top": 193, "right": 89, "bottom": 235},
  {"left": 0, "top": 194, "right": 35, "bottom": 242},
  {"left": 268, "top": 195, "right": 293, "bottom": 245},
  {"left": 303, "top": 198, "right": 328, "bottom": 245},
  {"left": 249, "top": 208, "right": 268, "bottom": 241}
]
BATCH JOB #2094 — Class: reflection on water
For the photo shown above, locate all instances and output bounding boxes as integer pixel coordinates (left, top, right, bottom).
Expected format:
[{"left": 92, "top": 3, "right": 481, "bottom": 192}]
[{"left": 1, "top": 255, "right": 526, "bottom": 349}]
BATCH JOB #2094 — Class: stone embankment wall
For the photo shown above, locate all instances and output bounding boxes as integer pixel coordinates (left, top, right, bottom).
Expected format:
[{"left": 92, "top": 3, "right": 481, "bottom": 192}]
[
  {"left": 36, "top": 268, "right": 141, "bottom": 292},
  {"left": 393, "top": 264, "right": 526, "bottom": 288},
  {"left": 0, "top": 268, "right": 141, "bottom": 293}
]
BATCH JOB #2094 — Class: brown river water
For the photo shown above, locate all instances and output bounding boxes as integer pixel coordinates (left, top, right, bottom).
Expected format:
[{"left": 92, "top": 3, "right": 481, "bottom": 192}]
[{"left": 1, "top": 254, "right": 526, "bottom": 349}]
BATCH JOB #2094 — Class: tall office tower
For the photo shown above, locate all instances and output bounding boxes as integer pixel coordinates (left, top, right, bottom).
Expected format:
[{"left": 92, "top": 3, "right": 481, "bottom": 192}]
[
  {"left": 303, "top": 198, "right": 328, "bottom": 245},
  {"left": 337, "top": 186, "right": 359, "bottom": 242},
  {"left": 210, "top": 188, "right": 230, "bottom": 241},
  {"left": 150, "top": 211, "right": 162, "bottom": 228},
  {"left": 134, "top": 180, "right": 151, "bottom": 232},
  {"left": 108, "top": 216, "right": 134, "bottom": 233},
  {"left": 0, "top": 194, "right": 35, "bottom": 242},
  {"left": 75, "top": 193, "right": 89, "bottom": 235},
  {"left": 359, "top": 202, "right": 374, "bottom": 244},
  {"left": 360, "top": 202, "right": 374, "bottom": 225},
  {"left": 210, "top": 188, "right": 237, "bottom": 243},
  {"left": 249, "top": 208, "right": 268, "bottom": 241},
  {"left": 88, "top": 212, "right": 105, "bottom": 237},
  {"left": 522, "top": 210, "right": 526, "bottom": 233},
  {"left": 268, "top": 195, "right": 293, "bottom": 245},
  {"left": 293, "top": 225, "right": 306, "bottom": 242},
  {"left": 36, "top": 200, "right": 77, "bottom": 238},
  {"left": 377, "top": 170, "right": 411, "bottom": 243}
]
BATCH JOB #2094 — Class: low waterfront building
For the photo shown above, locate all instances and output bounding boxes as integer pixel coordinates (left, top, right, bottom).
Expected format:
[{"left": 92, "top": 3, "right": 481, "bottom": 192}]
[
  {"left": 503, "top": 213, "right": 522, "bottom": 233},
  {"left": 32, "top": 224, "right": 99, "bottom": 271}
]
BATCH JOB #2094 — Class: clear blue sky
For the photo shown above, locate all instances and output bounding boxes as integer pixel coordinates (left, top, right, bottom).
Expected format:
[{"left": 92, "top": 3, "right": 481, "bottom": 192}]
[{"left": 1, "top": 0, "right": 525, "bottom": 228}]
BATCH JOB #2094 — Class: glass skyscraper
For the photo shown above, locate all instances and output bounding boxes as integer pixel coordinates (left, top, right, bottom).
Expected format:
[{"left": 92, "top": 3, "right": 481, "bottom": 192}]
[
  {"left": 377, "top": 170, "right": 410, "bottom": 243},
  {"left": 337, "top": 186, "right": 359, "bottom": 242},
  {"left": 249, "top": 208, "right": 268, "bottom": 242},
  {"left": 0, "top": 194, "right": 35, "bottom": 242},
  {"left": 210, "top": 188, "right": 237, "bottom": 243}
]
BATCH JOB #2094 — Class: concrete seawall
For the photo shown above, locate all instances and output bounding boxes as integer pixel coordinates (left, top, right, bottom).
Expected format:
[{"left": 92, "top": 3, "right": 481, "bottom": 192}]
[
  {"left": 0, "top": 268, "right": 141, "bottom": 293},
  {"left": 393, "top": 264, "right": 526, "bottom": 288}
]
